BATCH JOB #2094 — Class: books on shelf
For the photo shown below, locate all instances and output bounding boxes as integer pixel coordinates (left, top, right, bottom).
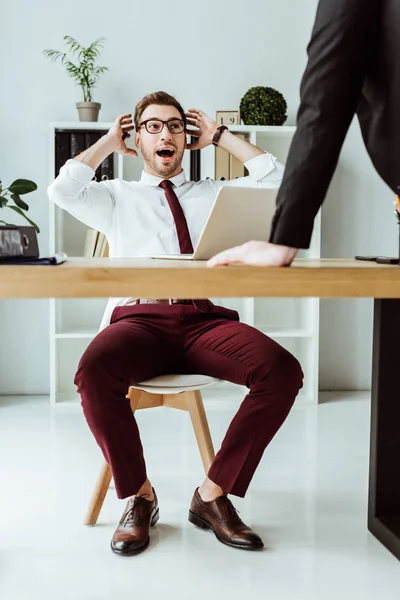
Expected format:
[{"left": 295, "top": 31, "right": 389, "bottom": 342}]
[{"left": 84, "top": 229, "right": 109, "bottom": 257}]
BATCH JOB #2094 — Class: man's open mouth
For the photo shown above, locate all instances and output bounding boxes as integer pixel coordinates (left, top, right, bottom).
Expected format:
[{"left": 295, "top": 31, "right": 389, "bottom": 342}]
[{"left": 156, "top": 148, "right": 175, "bottom": 159}]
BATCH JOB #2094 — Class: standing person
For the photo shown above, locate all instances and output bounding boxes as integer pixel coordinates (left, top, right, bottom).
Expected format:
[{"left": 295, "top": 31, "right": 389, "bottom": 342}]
[
  {"left": 208, "top": 0, "right": 399, "bottom": 267},
  {"left": 48, "top": 91, "right": 303, "bottom": 556}
]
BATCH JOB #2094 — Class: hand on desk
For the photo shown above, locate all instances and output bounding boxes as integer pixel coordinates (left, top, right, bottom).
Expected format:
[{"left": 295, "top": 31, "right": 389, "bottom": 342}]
[{"left": 207, "top": 241, "right": 298, "bottom": 267}]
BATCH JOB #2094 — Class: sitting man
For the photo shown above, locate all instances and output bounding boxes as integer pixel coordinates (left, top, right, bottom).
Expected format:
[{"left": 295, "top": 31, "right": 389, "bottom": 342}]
[{"left": 48, "top": 91, "right": 303, "bottom": 556}]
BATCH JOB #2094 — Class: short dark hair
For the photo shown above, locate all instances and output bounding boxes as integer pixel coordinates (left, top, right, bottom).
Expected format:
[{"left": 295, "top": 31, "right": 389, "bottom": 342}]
[{"left": 134, "top": 91, "right": 186, "bottom": 131}]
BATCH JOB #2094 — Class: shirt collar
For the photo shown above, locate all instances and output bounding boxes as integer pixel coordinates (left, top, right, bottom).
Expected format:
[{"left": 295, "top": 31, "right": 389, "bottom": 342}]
[{"left": 140, "top": 169, "right": 187, "bottom": 188}]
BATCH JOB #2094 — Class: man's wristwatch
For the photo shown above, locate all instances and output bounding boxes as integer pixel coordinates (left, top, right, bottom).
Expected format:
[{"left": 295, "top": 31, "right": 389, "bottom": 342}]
[{"left": 212, "top": 125, "right": 228, "bottom": 147}]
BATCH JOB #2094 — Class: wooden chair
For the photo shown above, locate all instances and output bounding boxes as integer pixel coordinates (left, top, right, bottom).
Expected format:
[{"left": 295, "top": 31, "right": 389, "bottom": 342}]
[{"left": 84, "top": 374, "right": 221, "bottom": 525}]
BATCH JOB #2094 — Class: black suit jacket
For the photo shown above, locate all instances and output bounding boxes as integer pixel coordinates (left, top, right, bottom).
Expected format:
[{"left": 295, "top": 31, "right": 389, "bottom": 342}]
[{"left": 269, "top": 0, "right": 400, "bottom": 249}]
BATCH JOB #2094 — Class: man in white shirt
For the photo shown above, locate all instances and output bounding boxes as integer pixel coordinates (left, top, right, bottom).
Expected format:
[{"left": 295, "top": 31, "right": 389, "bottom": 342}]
[{"left": 48, "top": 91, "right": 303, "bottom": 556}]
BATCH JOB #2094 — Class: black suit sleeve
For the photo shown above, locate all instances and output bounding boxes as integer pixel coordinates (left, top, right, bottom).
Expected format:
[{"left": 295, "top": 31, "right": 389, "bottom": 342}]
[{"left": 269, "top": 0, "right": 381, "bottom": 249}]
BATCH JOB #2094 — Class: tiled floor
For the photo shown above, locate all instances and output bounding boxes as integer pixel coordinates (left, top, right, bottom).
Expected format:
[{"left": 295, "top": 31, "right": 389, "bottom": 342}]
[{"left": 1, "top": 391, "right": 400, "bottom": 600}]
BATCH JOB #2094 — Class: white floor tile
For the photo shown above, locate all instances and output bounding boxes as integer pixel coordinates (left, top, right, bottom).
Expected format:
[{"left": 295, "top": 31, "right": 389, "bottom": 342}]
[{"left": 1, "top": 391, "right": 400, "bottom": 600}]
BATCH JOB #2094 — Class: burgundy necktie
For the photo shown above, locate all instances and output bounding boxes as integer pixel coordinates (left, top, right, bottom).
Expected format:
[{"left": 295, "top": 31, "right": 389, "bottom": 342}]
[
  {"left": 159, "top": 180, "right": 193, "bottom": 254},
  {"left": 159, "top": 179, "right": 209, "bottom": 311}
]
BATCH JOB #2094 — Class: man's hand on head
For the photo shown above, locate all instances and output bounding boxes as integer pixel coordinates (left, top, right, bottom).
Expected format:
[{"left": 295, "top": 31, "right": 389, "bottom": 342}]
[
  {"left": 106, "top": 114, "right": 138, "bottom": 157},
  {"left": 185, "top": 109, "right": 217, "bottom": 150},
  {"left": 207, "top": 241, "right": 298, "bottom": 267}
]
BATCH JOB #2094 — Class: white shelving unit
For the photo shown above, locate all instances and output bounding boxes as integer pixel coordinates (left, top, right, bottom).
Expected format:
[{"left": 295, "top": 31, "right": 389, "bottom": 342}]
[{"left": 48, "top": 123, "right": 320, "bottom": 405}]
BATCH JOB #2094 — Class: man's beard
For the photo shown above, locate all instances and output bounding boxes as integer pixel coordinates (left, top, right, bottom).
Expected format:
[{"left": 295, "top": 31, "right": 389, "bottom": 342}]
[{"left": 141, "top": 146, "right": 184, "bottom": 177}]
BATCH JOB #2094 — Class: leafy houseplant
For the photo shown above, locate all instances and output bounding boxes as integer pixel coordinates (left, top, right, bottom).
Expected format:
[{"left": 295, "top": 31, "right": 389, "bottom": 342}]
[
  {"left": 43, "top": 36, "right": 109, "bottom": 122},
  {"left": 0, "top": 179, "right": 39, "bottom": 233},
  {"left": 240, "top": 86, "right": 287, "bottom": 126}
]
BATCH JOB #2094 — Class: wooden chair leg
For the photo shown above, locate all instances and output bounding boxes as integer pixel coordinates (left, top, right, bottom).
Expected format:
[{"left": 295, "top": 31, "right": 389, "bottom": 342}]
[
  {"left": 127, "top": 387, "right": 142, "bottom": 412},
  {"left": 84, "top": 388, "right": 143, "bottom": 526},
  {"left": 84, "top": 461, "right": 112, "bottom": 526},
  {"left": 186, "top": 390, "right": 216, "bottom": 473}
]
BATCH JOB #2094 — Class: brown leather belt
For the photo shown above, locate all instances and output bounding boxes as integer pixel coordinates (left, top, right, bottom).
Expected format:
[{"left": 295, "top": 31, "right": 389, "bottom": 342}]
[{"left": 134, "top": 298, "right": 196, "bottom": 305}]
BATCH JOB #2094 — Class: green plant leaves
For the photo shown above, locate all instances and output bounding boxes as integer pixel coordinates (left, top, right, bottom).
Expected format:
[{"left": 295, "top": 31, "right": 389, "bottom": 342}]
[
  {"left": 63, "top": 35, "right": 81, "bottom": 55},
  {"left": 7, "top": 179, "right": 37, "bottom": 195},
  {"left": 11, "top": 193, "right": 29, "bottom": 211},
  {"left": 8, "top": 206, "right": 40, "bottom": 233},
  {"left": 43, "top": 49, "right": 66, "bottom": 63},
  {"left": 43, "top": 36, "right": 108, "bottom": 102},
  {"left": 240, "top": 86, "right": 287, "bottom": 126},
  {"left": 1, "top": 179, "right": 39, "bottom": 231}
]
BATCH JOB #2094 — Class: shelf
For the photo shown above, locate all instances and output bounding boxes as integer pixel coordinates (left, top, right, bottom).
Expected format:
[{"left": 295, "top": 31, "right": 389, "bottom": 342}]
[
  {"left": 52, "top": 393, "right": 81, "bottom": 404},
  {"left": 56, "top": 331, "right": 97, "bottom": 340},
  {"left": 258, "top": 328, "right": 314, "bottom": 338},
  {"left": 49, "top": 123, "right": 320, "bottom": 404},
  {"left": 50, "top": 121, "right": 114, "bottom": 130},
  {"left": 55, "top": 328, "right": 313, "bottom": 340},
  {"left": 202, "top": 385, "right": 314, "bottom": 406},
  {"left": 49, "top": 122, "right": 297, "bottom": 134},
  {"left": 55, "top": 298, "right": 108, "bottom": 336},
  {"left": 228, "top": 125, "right": 296, "bottom": 135}
]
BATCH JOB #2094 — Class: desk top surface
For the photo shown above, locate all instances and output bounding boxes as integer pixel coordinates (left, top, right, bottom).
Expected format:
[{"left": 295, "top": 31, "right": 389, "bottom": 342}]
[{"left": 1, "top": 257, "right": 400, "bottom": 298}]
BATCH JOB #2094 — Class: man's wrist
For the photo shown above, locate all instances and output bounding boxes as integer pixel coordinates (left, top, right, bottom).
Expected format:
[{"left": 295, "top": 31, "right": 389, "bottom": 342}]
[
  {"left": 212, "top": 125, "right": 229, "bottom": 147},
  {"left": 103, "top": 132, "right": 120, "bottom": 153},
  {"left": 209, "top": 125, "right": 218, "bottom": 145}
]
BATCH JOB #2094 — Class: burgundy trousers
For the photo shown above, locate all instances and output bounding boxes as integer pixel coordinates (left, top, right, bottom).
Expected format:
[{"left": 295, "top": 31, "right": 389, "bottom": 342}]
[{"left": 75, "top": 303, "right": 303, "bottom": 499}]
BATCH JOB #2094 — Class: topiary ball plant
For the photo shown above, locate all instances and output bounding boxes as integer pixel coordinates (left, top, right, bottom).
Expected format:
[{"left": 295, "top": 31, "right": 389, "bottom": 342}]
[{"left": 240, "top": 86, "right": 287, "bottom": 126}]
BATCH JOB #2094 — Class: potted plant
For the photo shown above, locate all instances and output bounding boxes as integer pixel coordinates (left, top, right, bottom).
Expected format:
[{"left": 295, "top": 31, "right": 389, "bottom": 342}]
[
  {"left": 0, "top": 178, "right": 39, "bottom": 258},
  {"left": 0, "top": 179, "right": 39, "bottom": 232},
  {"left": 240, "top": 86, "right": 287, "bottom": 126},
  {"left": 43, "top": 36, "right": 109, "bottom": 122}
]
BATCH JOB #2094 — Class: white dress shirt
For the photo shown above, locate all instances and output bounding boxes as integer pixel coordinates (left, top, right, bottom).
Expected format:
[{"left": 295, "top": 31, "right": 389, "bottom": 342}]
[{"left": 48, "top": 152, "right": 284, "bottom": 328}]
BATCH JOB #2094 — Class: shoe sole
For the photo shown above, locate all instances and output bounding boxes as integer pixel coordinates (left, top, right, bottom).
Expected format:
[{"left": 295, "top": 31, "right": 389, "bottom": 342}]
[
  {"left": 111, "top": 508, "right": 159, "bottom": 556},
  {"left": 188, "top": 510, "right": 264, "bottom": 551}
]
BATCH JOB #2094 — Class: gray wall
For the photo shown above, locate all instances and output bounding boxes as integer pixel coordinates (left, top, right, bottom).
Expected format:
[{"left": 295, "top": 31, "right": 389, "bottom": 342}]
[{"left": 0, "top": 0, "right": 395, "bottom": 393}]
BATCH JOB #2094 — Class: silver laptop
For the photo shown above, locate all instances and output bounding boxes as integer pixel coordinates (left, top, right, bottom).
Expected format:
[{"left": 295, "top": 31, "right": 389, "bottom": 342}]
[{"left": 151, "top": 186, "right": 278, "bottom": 261}]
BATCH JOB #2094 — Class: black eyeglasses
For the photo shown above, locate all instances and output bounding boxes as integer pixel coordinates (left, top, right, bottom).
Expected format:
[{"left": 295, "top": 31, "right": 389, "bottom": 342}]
[{"left": 138, "top": 118, "right": 186, "bottom": 134}]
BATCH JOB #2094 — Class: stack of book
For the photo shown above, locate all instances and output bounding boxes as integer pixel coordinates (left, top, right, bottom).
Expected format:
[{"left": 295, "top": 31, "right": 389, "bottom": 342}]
[{"left": 84, "top": 229, "right": 109, "bottom": 258}]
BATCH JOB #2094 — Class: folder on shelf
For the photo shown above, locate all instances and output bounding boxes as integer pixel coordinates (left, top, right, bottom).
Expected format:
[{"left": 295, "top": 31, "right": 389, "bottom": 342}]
[
  {"left": 215, "top": 146, "right": 230, "bottom": 181},
  {"left": 100, "top": 155, "right": 114, "bottom": 181},
  {"left": 55, "top": 132, "right": 71, "bottom": 177},
  {"left": 54, "top": 129, "right": 115, "bottom": 183},
  {"left": 84, "top": 229, "right": 109, "bottom": 258},
  {"left": 229, "top": 134, "right": 246, "bottom": 180},
  {"left": 229, "top": 154, "right": 245, "bottom": 180},
  {"left": 70, "top": 132, "right": 86, "bottom": 159},
  {"left": 214, "top": 134, "right": 247, "bottom": 180},
  {"left": 94, "top": 233, "right": 105, "bottom": 257},
  {"left": 98, "top": 234, "right": 109, "bottom": 257},
  {"left": 84, "top": 229, "right": 99, "bottom": 257}
]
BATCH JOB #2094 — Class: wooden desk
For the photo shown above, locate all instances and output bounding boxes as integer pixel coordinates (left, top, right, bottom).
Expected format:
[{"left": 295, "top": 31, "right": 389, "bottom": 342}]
[
  {"left": 1, "top": 257, "right": 399, "bottom": 560},
  {"left": 1, "top": 257, "right": 400, "bottom": 298}
]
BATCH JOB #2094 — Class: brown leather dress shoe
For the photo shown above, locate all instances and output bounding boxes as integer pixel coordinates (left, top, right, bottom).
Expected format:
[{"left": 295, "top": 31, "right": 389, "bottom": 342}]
[
  {"left": 111, "top": 489, "right": 159, "bottom": 556},
  {"left": 189, "top": 488, "right": 264, "bottom": 551}
]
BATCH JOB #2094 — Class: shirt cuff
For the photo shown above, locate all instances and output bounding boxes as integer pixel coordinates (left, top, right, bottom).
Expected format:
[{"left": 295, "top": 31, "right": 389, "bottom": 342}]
[
  {"left": 60, "top": 158, "right": 96, "bottom": 185},
  {"left": 243, "top": 152, "right": 277, "bottom": 180}
]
